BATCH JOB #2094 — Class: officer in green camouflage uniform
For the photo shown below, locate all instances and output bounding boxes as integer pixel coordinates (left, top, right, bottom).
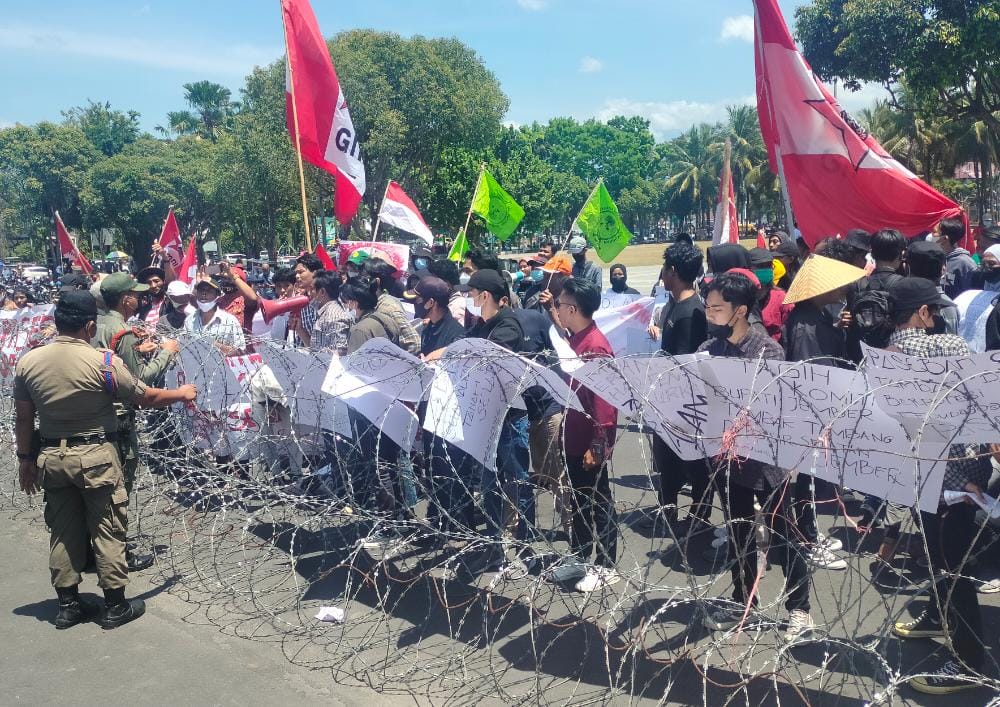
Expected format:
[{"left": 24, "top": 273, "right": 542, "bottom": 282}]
[{"left": 14, "top": 290, "right": 197, "bottom": 629}]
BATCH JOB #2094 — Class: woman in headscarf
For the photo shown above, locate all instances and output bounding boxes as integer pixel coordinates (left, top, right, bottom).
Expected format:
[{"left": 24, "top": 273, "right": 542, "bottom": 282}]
[
  {"left": 601, "top": 263, "right": 641, "bottom": 307},
  {"left": 967, "top": 244, "right": 1000, "bottom": 293}
]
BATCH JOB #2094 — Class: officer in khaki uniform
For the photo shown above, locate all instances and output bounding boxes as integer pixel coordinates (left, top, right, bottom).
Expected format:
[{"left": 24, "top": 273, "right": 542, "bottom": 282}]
[
  {"left": 92, "top": 272, "right": 180, "bottom": 571},
  {"left": 14, "top": 290, "right": 196, "bottom": 630}
]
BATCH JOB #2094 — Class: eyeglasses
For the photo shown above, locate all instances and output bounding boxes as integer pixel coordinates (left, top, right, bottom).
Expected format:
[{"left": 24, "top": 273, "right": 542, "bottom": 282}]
[{"left": 553, "top": 299, "right": 575, "bottom": 310}]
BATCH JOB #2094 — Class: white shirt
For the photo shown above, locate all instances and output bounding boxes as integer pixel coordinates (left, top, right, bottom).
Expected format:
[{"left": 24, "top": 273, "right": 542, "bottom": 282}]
[{"left": 184, "top": 307, "right": 247, "bottom": 352}]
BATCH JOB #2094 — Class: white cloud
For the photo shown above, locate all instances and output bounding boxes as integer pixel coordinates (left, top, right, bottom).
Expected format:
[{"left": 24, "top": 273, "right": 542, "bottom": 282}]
[
  {"left": 834, "top": 81, "right": 891, "bottom": 114},
  {"left": 516, "top": 0, "right": 548, "bottom": 9},
  {"left": 720, "top": 15, "right": 754, "bottom": 43},
  {"left": 596, "top": 96, "right": 755, "bottom": 140},
  {"left": 0, "top": 23, "right": 279, "bottom": 76},
  {"left": 579, "top": 56, "right": 603, "bottom": 74}
]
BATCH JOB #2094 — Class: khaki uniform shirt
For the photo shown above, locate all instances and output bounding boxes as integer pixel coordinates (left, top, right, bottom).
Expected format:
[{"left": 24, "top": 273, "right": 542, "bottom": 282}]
[
  {"left": 91, "top": 310, "right": 173, "bottom": 386},
  {"left": 13, "top": 336, "right": 147, "bottom": 438}
]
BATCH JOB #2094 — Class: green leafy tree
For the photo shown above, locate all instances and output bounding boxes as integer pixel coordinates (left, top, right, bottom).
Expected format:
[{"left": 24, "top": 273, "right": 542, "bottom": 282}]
[{"left": 62, "top": 100, "right": 141, "bottom": 157}]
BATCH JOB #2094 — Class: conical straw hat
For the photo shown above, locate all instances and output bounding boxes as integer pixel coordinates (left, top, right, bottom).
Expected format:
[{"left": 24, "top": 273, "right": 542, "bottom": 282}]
[{"left": 782, "top": 254, "right": 867, "bottom": 304}]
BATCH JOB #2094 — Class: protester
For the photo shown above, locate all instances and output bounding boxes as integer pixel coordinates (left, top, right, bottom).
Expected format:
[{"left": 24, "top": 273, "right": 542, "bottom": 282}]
[
  {"left": 645, "top": 243, "right": 712, "bottom": 537},
  {"left": 160, "top": 280, "right": 195, "bottom": 331},
  {"left": 934, "top": 217, "right": 976, "bottom": 298},
  {"left": 768, "top": 232, "right": 801, "bottom": 289},
  {"left": 426, "top": 258, "right": 467, "bottom": 325},
  {"left": 846, "top": 229, "right": 906, "bottom": 358},
  {"left": 905, "top": 241, "right": 960, "bottom": 334},
  {"left": 11, "top": 288, "right": 30, "bottom": 309},
  {"left": 748, "top": 247, "right": 792, "bottom": 343},
  {"left": 844, "top": 230, "right": 872, "bottom": 270},
  {"left": 548, "top": 277, "right": 619, "bottom": 592},
  {"left": 185, "top": 278, "right": 246, "bottom": 355},
  {"left": 537, "top": 240, "right": 559, "bottom": 260},
  {"left": 135, "top": 266, "right": 168, "bottom": 326},
  {"left": 697, "top": 272, "right": 815, "bottom": 641},
  {"left": 603, "top": 263, "right": 640, "bottom": 303},
  {"left": 293, "top": 254, "right": 325, "bottom": 346},
  {"left": 308, "top": 270, "right": 352, "bottom": 356},
  {"left": 884, "top": 277, "right": 992, "bottom": 694},
  {"left": 366, "top": 258, "right": 421, "bottom": 355},
  {"left": 967, "top": 244, "right": 1000, "bottom": 293},
  {"left": 565, "top": 235, "right": 602, "bottom": 288}
]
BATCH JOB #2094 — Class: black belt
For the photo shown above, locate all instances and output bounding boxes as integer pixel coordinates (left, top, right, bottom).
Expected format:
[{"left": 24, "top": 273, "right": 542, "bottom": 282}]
[{"left": 40, "top": 433, "right": 119, "bottom": 448}]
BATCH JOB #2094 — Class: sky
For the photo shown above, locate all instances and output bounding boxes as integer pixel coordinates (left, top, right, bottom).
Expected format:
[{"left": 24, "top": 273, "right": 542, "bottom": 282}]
[{"left": 0, "top": 0, "right": 887, "bottom": 141}]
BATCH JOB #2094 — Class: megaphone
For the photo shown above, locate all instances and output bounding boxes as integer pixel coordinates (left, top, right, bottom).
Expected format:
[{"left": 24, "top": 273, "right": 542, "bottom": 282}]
[{"left": 259, "top": 295, "right": 309, "bottom": 324}]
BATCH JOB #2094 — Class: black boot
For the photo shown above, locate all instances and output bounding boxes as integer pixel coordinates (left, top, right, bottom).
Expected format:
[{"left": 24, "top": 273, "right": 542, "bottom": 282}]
[
  {"left": 55, "top": 586, "right": 95, "bottom": 629},
  {"left": 125, "top": 543, "right": 155, "bottom": 572},
  {"left": 99, "top": 587, "right": 145, "bottom": 630}
]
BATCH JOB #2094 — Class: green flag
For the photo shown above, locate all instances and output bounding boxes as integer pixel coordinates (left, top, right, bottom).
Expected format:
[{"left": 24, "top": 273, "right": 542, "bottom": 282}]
[
  {"left": 471, "top": 169, "right": 524, "bottom": 241},
  {"left": 447, "top": 228, "right": 469, "bottom": 263},
  {"left": 576, "top": 181, "right": 633, "bottom": 262}
]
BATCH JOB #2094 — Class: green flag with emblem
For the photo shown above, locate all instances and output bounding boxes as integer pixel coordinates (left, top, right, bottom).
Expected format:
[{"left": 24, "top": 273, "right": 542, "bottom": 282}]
[
  {"left": 447, "top": 227, "right": 470, "bottom": 263},
  {"left": 575, "top": 181, "right": 633, "bottom": 262},
  {"left": 471, "top": 169, "right": 524, "bottom": 241}
]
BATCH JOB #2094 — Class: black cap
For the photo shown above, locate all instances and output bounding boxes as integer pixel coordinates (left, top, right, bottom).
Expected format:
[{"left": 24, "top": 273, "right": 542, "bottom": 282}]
[
  {"left": 889, "top": 277, "right": 950, "bottom": 312},
  {"left": 774, "top": 241, "right": 799, "bottom": 260},
  {"left": 56, "top": 290, "right": 98, "bottom": 318},
  {"left": 845, "top": 229, "right": 872, "bottom": 253},
  {"left": 982, "top": 225, "right": 1000, "bottom": 243},
  {"left": 136, "top": 266, "right": 166, "bottom": 283},
  {"left": 907, "top": 239, "right": 946, "bottom": 261},
  {"left": 748, "top": 247, "right": 773, "bottom": 268},
  {"left": 467, "top": 269, "right": 508, "bottom": 301},
  {"left": 60, "top": 272, "right": 90, "bottom": 290},
  {"left": 410, "top": 242, "right": 433, "bottom": 261},
  {"left": 409, "top": 275, "right": 451, "bottom": 305}
]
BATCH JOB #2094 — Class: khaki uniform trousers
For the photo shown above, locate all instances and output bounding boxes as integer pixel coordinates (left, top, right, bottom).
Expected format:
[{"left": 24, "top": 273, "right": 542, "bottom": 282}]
[{"left": 39, "top": 441, "right": 129, "bottom": 590}]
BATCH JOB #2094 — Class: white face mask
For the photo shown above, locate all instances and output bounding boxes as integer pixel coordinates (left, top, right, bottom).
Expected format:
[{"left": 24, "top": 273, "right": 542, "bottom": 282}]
[
  {"left": 459, "top": 272, "right": 471, "bottom": 286},
  {"left": 465, "top": 296, "right": 481, "bottom": 318},
  {"left": 196, "top": 298, "right": 218, "bottom": 313}
]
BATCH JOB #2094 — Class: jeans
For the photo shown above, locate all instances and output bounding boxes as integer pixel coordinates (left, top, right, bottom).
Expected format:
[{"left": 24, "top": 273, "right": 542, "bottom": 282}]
[
  {"left": 717, "top": 476, "right": 811, "bottom": 613},
  {"left": 347, "top": 410, "right": 401, "bottom": 517},
  {"left": 920, "top": 503, "right": 985, "bottom": 671},
  {"left": 427, "top": 435, "right": 478, "bottom": 535},
  {"left": 566, "top": 455, "right": 618, "bottom": 568},
  {"left": 482, "top": 410, "right": 534, "bottom": 541},
  {"left": 652, "top": 435, "right": 713, "bottom": 521}
]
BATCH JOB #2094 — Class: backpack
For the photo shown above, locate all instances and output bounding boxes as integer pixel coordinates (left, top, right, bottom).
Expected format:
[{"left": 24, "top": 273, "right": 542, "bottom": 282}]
[
  {"left": 851, "top": 274, "right": 902, "bottom": 348},
  {"left": 987, "top": 296, "right": 1000, "bottom": 352}
]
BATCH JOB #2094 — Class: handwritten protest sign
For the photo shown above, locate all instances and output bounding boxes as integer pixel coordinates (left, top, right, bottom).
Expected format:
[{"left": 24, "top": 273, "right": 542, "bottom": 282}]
[
  {"left": 257, "top": 345, "right": 350, "bottom": 437},
  {"left": 0, "top": 304, "right": 54, "bottom": 389}
]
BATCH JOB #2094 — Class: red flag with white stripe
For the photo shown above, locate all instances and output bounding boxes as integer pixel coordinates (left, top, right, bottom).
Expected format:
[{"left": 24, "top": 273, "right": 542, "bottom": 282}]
[
  {"left": 377, "top": 181, "right": 433, "bottom": 245},
  {"left": 177, "top": 237, "right": 197, "bottom": 285},
  {"left": 55, "top": 211, "right": 93, "bottom": 274},
  {"left": 281, "top": 0, "right": 365, "bottom": 225},
  {"left": 712, "top": 140, "right": 739, "bottom": 246},
  {"left": 753, "top": 0, "right": 962, "bottom": 246},
  {"left": 158, "top": 209, "right": 183, "bottom": 269}
]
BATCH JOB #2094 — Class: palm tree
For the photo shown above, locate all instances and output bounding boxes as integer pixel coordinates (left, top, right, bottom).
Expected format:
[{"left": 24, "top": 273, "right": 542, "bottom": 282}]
[
  {"left": 182, "top": 81, "right": 233, "bottom": 140},
  {"left": 719, "top": 104, "right": 767, "bottom": 224},
  {"left": 662, "top": 123, "right": 722, "bottom": 227},
  {"left": 155, "top": 110, "right": 200, "bottom": 138}
]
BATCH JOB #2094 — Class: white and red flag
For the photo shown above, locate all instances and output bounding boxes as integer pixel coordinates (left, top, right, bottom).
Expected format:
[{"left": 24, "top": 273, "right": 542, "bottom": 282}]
[
  {"left": 712, "top": 139, "right": 739, "bottom": 246},
  {"left": 753, "top": 0, "right": 962, "bottom": 246},
  {"left": 55, "top": 211, "right": 93, "bottom": 274},
  {"left": 158, "top": 208, "right": 183, "bottom": 269},
  {"left": 177, "top": 237, "right": 198, "bottom": 285},
  {"left": 377, "top": 181, "right": 434, "bottom": 245},
  {"left": 281, "top": 0, "right": 365, "bottom": 225}
]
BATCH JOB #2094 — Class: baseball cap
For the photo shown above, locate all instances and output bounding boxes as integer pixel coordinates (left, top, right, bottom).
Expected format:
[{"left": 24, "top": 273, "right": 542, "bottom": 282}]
[
  {"left": 845, "top": 230, "right": 872, "bottom": 253},
  {"left": 407, "top": 275, "right": 451, "bottom": 305},
  {"left": 166, "top": 280, "right": 192, "bottom": 297},
  {"left": 889, "top": 277, "right": 950, "bottom": 312},
  {"left": 566, "top": 235, "right": 588, "bottom": 255},
  {"left": 56, "top": 290, "right": 98, "bottom": 319},
  {"left": 906, "top": 239, "right": 946, "bottom": 266},
  {"left": 347, "top": 249, "right": 370, "bottom": 266},
  {"left": 100, "top": 271, "right": 149, "bottom": 298},
  {"left": 747, "top": 247, "right": 774, "bottom": 268},
  {"left": 60, "top": 272, "right": 90, "bottom": 290},
  {"left": 193, "top": 277, "right": 222, "bottom": 293},
  {"left": 467, "top": 269, "right": 508, "bottom": 301}
]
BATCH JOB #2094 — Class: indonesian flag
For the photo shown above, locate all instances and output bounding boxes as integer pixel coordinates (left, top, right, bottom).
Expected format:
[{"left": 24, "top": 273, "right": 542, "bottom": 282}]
[
  {"left": 158, "top": 209, "right": 183, "bottom": 269},
  {"left": 377, "top": 181, "right": 434, "bottom": 245},
  {"left": 756, "top": 229, "right": 768, "bottom": 249},
  {"left": 753, "top": 0, "right": 962, "bottom": 247},
  {"left": 712, "top": 139, "right": 739, "bottom": 246},
  {"left": 55, "top": 211, "right": 93, "bottom": 274},
  {"left": 314, "top": 241, "right": 336, "bottom": 270},
  {"left": 177, "top": 237, "right": 197, "bottom": 285},
  {"left": 281, "top": 0, "right": 365, "bottom": 225}
]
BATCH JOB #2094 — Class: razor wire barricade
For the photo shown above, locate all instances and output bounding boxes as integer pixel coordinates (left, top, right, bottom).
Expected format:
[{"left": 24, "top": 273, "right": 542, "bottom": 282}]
[{"left": 3, "top": 311, "right": 1000, "bottom": 704}]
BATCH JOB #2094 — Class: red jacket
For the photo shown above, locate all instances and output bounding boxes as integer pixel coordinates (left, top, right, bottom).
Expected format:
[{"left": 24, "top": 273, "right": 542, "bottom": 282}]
[
  {"left": 761, "top": 286, "right": 793, "bottom": 343},
  {"left": 564, "top": 322, "right": 618, "bottom": 457}
]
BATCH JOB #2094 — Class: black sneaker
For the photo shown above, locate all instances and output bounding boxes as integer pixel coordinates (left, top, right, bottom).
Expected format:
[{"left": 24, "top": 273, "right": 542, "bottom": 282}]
[
  {"left": 126, "top": 548, "right": 155, "bottom": 572},
  {"left": 893, "top": 610, "right": 945, "bottom": 639},
  {"left": 100, "top": 597, "right": 146, "bottom": 630},
  {"left": 909, "top": 661, "right": 980, "bottom": 694}
]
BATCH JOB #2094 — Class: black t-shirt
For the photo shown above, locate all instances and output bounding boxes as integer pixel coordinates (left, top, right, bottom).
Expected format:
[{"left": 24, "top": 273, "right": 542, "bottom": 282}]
[
  {"left": 660, "top": 294, "right": 707, "bottom": 356},
  {"left": 514, "top": 309, "right": 561, "bottom": 421},
  {"left": 420, "top": 314, "right": 465, "bottom": 356}
]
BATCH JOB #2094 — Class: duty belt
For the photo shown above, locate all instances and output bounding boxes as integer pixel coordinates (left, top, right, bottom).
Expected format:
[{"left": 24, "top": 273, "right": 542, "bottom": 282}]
[{"left": 40, "top": 433, "right": 120, "bottom": 448}]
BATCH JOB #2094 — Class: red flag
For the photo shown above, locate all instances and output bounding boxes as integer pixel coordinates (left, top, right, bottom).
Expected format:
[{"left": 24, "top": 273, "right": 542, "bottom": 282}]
[
  {"left": 282, "top": 0, "right": 366, "bottom": 225},
  {"left": 712, "top": 140, "right": 739, "bottom": 246},
  {"left": 314, "top": 242, "right": 336, "bottom": 270},
  {"left": 756, "top": 229, "right": 768, "bottom": 249},
  {"left": 55, "top": 212, "right": 93, "bottom": 274},
  {"left": 158, "top": 209, "right": 183, "bottom": 269},
  {"left": 378, "top": 181, "right": 434, "bottom": 245},
  {"left": 177, "top": 237, "right": 197, "bottom": 285},
  {"left": 753, "top": 0, "right": 962, "bottom": 246}
]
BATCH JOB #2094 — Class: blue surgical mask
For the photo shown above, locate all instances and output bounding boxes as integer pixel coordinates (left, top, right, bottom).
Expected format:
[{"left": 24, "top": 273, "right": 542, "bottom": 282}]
[
  {"left": 413, "top": 257, "right": 428, "bottom": 271},
  {"left": 530, "top": 269, "right": 544, "bottom": 283}
]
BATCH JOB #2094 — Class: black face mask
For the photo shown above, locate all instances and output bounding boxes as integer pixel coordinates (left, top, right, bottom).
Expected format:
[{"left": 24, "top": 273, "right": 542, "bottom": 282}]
[
  {"left": 610, "top": 276, "right": 627, "bottom": 292},
  {"left": 412, "top": 299, "right": 427, "bottom": 320},
  {"left": 983, "top": 267, "right": 1000, "bottom": 283},
  {"left": 706, "top": 322, "right": 733, "bottom": 340},
  {"left": 927, "top": 313, "right": 946, "bottom": 335}
]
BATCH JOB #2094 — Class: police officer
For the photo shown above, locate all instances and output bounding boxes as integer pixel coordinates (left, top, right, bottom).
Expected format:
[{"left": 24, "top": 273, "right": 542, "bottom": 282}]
[
  {"left": 14, "top": 290, "right": 197, "bottom": 629},
  {"left": 93, "top": 272, "right": 180, "bottom": 569}
]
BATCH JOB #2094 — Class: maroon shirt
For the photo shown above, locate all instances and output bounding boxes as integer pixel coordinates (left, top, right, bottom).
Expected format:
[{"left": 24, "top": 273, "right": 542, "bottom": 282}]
[{"left": 564, "top": 322, "right": 618, "bottom": 457}]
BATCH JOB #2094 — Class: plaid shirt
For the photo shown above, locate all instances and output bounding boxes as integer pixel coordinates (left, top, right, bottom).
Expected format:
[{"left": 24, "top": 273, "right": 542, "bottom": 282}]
[
  {"left": 300, "top": 302, "right": 317, "bottom": 333},
  {"left": 310, "top": 298, "right": 352, "bottom": 355},
  {"left": 889, "top": 326, "right": 991, "bottom": 492}
]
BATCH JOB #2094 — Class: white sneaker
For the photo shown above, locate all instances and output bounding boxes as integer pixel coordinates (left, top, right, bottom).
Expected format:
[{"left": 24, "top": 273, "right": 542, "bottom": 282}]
[
  {"left": 574, "top": 566, "right": 621, "bottom": 593},
  {"left": 545, "top": 557, "right": 588, "bottom": 583},
  {"left": 978, "top": 578, "right": 1000, "bottom": 594},
  {"left": 817, "top": 533, "right": 843, "bottom": 552},
  {"left": 713, "top": 525, "right": 727, "bottom": 538},
  {"left": 785, "top": 609, "right": 816, "bottom": 642},
  {"left": 808, "top": 544, "right": 847, "bottom": 570}
]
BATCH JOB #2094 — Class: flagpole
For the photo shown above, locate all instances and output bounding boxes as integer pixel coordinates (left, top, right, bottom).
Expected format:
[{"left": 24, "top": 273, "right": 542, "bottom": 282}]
[
  {"left": 150, "top": 204, "right": 173, "bottom": 267},
  {"left": 563, "top": 179, "right": 602, "bottom": 250},
  {"left": 462, "top": 163, "right": 486, "bottom": 245},
  {"left": 371, "top": 180, "right": 391, "bottom": 242},
  {"left": 54, "top": 210, "right": 64, "bottom": 265},
  {"left": 281, "top": 6, "right": 313, "bottom": 253}
]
